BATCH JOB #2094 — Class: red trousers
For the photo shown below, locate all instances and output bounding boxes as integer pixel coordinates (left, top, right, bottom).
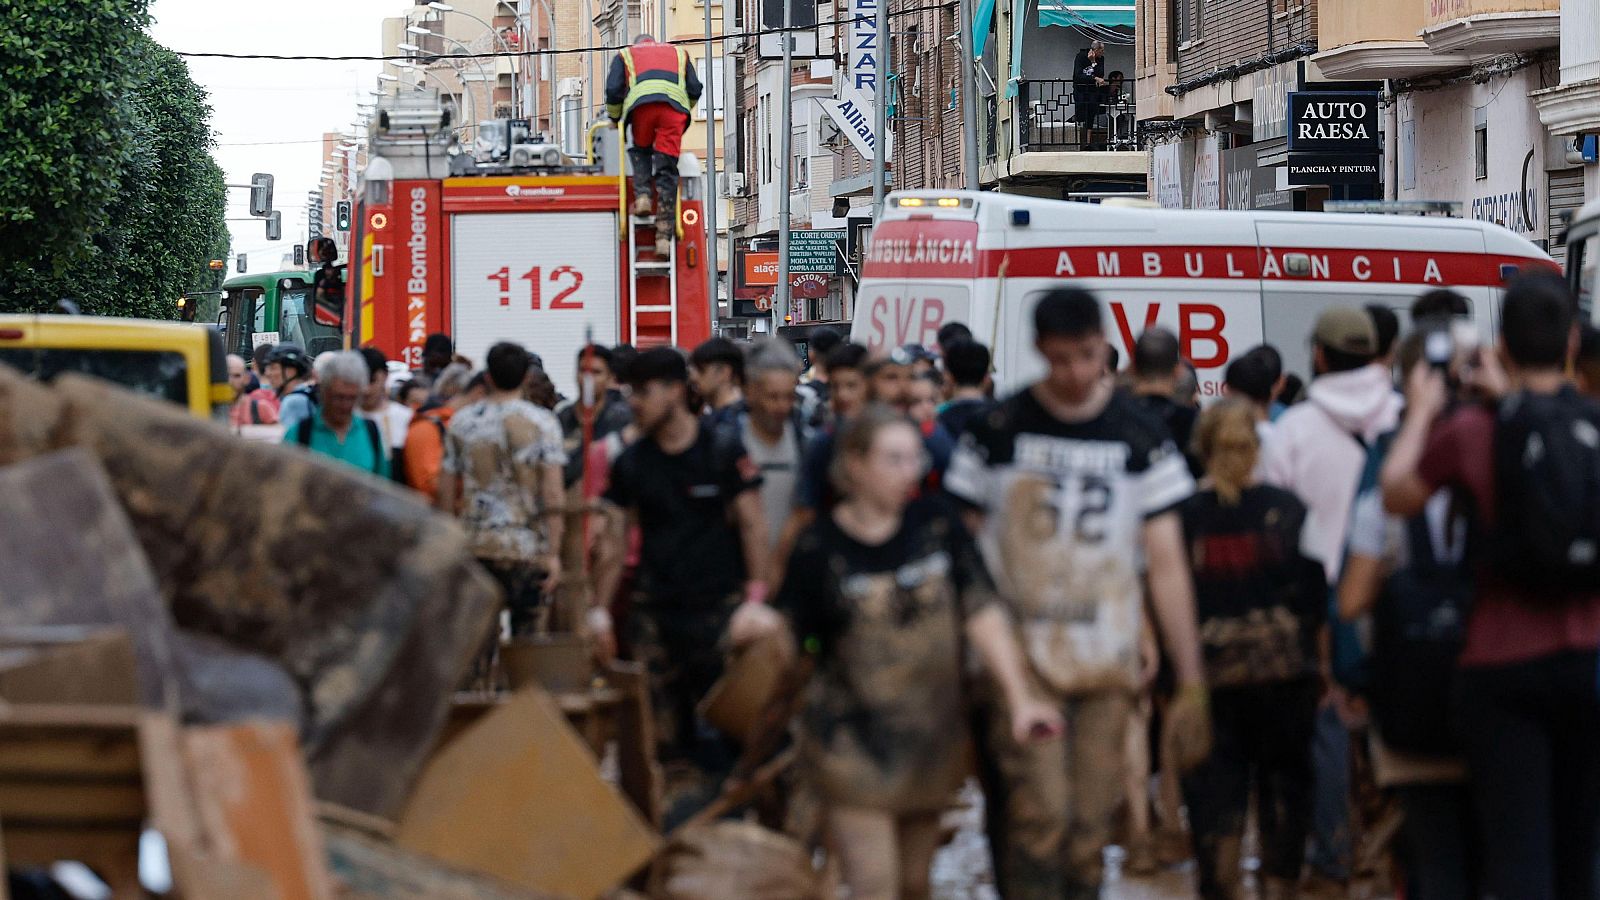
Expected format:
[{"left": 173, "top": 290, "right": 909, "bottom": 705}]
[{"left": 629, "top": 103, "right": 690, "bottom": 157}]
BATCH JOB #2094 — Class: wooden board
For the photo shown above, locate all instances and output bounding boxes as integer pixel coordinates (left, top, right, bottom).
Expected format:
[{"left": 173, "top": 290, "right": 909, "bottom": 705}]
[
  {"left": 396, "top": 689, "right": 660, "bottom": 899},
  {"left": 182, "top": 722, "right": 333, "bottom": 900},
  {"left": 0, "top": 704, "right": 147, "bottom": 895}
]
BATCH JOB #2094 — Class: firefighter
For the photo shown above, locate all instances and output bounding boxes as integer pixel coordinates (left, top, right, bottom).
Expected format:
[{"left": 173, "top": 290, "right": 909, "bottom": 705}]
[{"left": 605, "top": 34, "right": 703, "bottom": 257}]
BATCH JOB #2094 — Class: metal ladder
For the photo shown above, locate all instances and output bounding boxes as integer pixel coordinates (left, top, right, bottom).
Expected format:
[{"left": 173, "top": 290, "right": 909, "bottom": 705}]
[{"left": 625, "top": 213, "right": 678, "bottom": 346}]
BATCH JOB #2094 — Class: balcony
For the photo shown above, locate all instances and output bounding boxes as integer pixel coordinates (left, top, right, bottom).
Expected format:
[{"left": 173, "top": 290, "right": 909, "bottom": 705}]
[
  {"left": 1420, "top": 0, "right": 1560, "bottom": 56},
  {"left": 1017, "top": 80, "right": 1140, "bottom": 153},
  {"left": 982, "top": 81, "right": 1146, "bottom": 186},
  {"left": 1312, "top": 0, "right": 1468, "bottom": 78}
]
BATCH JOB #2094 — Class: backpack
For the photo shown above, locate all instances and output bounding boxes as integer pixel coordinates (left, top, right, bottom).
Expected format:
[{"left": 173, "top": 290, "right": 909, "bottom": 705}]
[
  {"left": 1330, "top": 430, "right": 1388, "bottom": 694},
  {"left": 1370, "top": 510, "right": 1471, "bottom": 756},
  {"left": 1491, "top": 387, "right": 1600, "bottom": 593},
  {"left": 295, "top": 416, "right": 385, "bottom": 476}
]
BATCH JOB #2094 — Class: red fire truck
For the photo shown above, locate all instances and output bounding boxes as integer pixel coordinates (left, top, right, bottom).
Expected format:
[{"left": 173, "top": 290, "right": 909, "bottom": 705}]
[{"left": 346, "top": 96, "right": 710, "bottom": 398}]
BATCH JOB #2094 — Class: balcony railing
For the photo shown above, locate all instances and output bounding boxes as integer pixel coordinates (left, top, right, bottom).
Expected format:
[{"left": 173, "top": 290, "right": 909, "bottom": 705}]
[{"left": 1017, "top": 79, "right": 1139, "bottom": 153}]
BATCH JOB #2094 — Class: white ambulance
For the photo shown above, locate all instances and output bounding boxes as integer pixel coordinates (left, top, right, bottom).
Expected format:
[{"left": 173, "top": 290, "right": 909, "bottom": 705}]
[{"left": 851, "top": 191, "right": 1561, "bottom": 397}]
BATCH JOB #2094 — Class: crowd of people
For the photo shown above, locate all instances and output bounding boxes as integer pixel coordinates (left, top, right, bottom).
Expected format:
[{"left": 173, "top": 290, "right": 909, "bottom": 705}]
[{"left": 230, "top": 274, "right": 1600, "bottom": 900}]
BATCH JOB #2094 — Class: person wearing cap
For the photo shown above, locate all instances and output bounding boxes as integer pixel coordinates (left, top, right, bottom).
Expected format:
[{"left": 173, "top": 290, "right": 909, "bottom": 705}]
[{"left": 1257, "top": 305, "right": 1400, "bottom": 890}]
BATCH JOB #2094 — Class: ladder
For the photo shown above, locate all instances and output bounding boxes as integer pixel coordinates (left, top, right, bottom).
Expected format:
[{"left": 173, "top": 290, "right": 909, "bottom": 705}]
[{"left": 626, "top": 214, "right": 678, "bottom": 347}]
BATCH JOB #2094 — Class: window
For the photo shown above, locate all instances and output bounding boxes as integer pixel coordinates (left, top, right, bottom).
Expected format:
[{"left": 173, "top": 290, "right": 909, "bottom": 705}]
[
  {"left": 792, "top": 125, "right": 809, "bottom": 189},
  {"left": 693, "top": 56, "right": 727, "bottom": 119},
  {"left": 761, "top": 96, "right": 773, "bottom": 185},
  {"left": 0, "top": 348, "right": 189, "bottom": 407},
  {"left": 1474, "top": 111, "right": 1488, "bottom": 180},
  {"left": 1169, "top": 0, "right": 1205, "bottom": 44}
]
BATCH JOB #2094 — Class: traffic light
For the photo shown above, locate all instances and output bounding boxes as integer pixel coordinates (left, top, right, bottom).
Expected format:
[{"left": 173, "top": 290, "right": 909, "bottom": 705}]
[
  {"left": 248, "top": 173, "right": 274, "bottom": 217},
  {"left": 335, "top": 201, "right": 352, "bottom": 232},
  {"left": 266, "top": 210, "right": 282, "bottom": 241},
  {"left": 293, "top": 244, "right": 305, "bottom": 266}
]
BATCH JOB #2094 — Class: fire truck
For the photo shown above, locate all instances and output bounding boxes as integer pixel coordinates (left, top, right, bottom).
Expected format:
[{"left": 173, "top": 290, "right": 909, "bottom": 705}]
[{"left": 346, "top": 91, "right": 711, "bottom": 398}]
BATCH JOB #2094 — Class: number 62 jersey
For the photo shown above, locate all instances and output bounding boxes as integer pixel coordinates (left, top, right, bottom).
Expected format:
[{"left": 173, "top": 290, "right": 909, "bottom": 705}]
[{"left": 945, "top": 388, "right": 1194, "bottom": 695}]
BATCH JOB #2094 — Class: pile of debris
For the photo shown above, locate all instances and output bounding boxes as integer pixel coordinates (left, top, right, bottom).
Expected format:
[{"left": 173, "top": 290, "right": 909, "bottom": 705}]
[{"left": 0, "top": 369, "right": 813, "bottom": 899}]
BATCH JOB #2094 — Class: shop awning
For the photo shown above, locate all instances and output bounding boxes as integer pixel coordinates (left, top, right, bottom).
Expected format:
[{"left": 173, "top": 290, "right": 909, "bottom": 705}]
[{"left": 1039, "top": 0, "right": 1135, "bottom": 28}]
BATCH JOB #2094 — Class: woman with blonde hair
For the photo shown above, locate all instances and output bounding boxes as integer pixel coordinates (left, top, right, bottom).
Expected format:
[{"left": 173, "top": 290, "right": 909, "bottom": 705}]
[
  {"left": 741, "top": 404, "right": 1060, "bottom": 900},
  {"left": 1178, "top": 398, "right": 1325, "bottom": 900}
]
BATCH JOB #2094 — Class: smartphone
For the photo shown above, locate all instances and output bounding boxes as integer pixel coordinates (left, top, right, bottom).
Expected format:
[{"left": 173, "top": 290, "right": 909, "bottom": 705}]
[{"left": 1424, "top": 329, "right": 1454, "bottom": 370}]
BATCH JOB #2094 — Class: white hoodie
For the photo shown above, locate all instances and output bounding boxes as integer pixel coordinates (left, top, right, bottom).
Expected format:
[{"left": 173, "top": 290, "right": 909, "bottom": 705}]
[{"left": 1260, "top": 363, "right": 1402, "bottom": 583}]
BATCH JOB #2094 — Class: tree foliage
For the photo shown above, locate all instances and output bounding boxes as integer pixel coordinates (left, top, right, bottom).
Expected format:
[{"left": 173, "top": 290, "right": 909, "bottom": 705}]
[{"left": 0, "top": 0, "right": 230, "bottom": 318}]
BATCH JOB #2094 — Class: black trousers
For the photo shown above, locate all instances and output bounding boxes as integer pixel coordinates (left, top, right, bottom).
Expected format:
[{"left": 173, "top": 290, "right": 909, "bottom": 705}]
[
  {"left": 1394, "top": 783, "right": 1478, "bottom": 900},
  {"left": 1457, "top": 650, "right": 1600, "bottom": 900},
  {"left": 1181, "top": 677, "right": 1319, "bottom": 900}
]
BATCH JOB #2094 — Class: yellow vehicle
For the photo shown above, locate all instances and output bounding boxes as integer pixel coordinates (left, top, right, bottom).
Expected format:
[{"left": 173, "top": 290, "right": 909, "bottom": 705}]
[{"left": 0, "top": 315, "right": 231, "bottom": 419}]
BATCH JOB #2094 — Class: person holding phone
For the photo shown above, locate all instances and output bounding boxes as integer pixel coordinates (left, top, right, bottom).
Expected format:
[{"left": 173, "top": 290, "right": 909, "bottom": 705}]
[{"left": 737, "top": 404, "right": 1060, "bottom": 900}]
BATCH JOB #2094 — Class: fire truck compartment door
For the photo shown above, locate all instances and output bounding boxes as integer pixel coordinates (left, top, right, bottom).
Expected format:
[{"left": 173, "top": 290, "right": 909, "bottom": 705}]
[{"left": 450, "top": 211, "right": 620, "bottom": 400}]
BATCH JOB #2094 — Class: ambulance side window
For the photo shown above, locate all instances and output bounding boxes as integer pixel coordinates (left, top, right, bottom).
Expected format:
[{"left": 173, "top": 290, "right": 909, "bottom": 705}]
[{"left": 1260, "top": 289, "right": 1426, "bottom": 383}]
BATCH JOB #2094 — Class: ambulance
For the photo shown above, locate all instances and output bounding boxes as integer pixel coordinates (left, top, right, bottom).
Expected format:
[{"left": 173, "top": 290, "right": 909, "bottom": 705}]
[{"left": 852, "top": 191, "right": 1561, "bottom": 397}]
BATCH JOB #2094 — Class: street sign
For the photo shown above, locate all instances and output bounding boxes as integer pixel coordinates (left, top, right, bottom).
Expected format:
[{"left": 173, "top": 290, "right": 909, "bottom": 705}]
[{"left": 789, "top": 229, "right": 846, "bottom": 274}]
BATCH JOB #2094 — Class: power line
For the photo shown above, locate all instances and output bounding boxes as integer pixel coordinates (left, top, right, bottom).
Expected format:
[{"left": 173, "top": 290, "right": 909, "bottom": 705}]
[{"left": 174, "top": 4, "right": 958, "bottom": 62}]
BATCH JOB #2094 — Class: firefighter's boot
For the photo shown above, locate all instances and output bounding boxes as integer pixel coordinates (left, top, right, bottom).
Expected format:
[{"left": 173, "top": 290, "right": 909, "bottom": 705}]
[
  {"left": 651, "top": 150, "right": 679, "bottom": 255},
  {"left": 627, "top": 146, "right": 654, "bottom": 216}
]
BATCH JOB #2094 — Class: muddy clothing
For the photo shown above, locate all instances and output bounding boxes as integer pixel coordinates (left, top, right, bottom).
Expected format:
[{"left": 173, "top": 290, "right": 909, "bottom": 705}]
[
  {"left": 443, "top": 397, "right": 567, "bottom": 565},
  {"left": 605, "top": 425, "right": 761, "bottom": 605},
  {"left": 777, "top": 496, "right": 997, "bottom": 812},
  {"left": 1179, "top": 485, "right": 1323, "bottom": 687},
  {"left": 628, "top": 593, "right": 741, "bottom": 767},
  {"left": 980, "top": 687, "right": 1132, "bottom": 900},
  {"left": 947, "top": 388, "right": 1194, "bottom": 695},
  {"left": 1182, "top": 677, "right": 1319, "bottom": 900}
]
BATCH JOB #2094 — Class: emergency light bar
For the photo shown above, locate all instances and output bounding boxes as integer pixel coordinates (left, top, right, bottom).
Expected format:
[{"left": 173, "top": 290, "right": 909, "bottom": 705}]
[{"left": 892, "top": 197, "right": 973, "bottom": 209}]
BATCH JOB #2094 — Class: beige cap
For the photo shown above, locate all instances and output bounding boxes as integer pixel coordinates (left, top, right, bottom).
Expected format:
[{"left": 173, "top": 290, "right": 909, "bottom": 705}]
[{"left": 1313, "top": 307, "right": 1377, "bottom": 356}]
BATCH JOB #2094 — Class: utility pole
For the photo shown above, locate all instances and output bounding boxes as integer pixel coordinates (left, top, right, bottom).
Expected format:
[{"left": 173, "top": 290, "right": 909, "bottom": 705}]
[
  {"left": 958, "top": 0, "right": 979, "bottom": 190},
  {"left": 703, "top": 0, "right": 718, "bottom": 332},
  {"left": 870, "top": 0, "right": 889, "bottom": 219},
  {"left": 658, "top": 0, "right": 667, "bottom": 45},
  {"left": 774, "top": 0, "right": 794, "bottom": 335}
]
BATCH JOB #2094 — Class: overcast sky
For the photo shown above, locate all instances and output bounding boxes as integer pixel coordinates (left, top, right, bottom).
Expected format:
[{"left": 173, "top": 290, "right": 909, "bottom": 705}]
[{"left": 148, "top": 1, "right": 395, "bottom": 270}]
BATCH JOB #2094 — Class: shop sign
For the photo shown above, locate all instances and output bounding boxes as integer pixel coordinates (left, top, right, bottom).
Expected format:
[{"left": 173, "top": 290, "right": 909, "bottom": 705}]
[
  {"left": 1287, "top": 153, "right": 1381, "bottom": 185},
  {"left": 1288, "top": 92, "right": 1380, "bottom": 153}
]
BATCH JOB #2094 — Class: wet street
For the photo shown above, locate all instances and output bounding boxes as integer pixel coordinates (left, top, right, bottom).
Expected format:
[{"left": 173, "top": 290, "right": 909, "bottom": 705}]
[{"left": 931, "top": 783, "right": 1196, "bottom": 899}]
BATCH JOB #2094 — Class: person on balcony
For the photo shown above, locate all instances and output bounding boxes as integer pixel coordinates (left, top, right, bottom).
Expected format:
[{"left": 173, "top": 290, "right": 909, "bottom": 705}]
[{"left": 1072, "top": 40, "right": 1107, "bottom": 127}]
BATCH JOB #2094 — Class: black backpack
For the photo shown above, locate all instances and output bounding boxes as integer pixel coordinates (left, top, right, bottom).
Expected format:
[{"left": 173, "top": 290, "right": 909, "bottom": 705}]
[
  {"left": 1370, "top": 511, "right": 1471, "bottom": 756},
  {"left": 1491, "top": 387, "right": 1600, "bottom": 593}
]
